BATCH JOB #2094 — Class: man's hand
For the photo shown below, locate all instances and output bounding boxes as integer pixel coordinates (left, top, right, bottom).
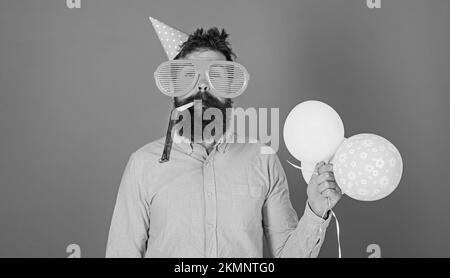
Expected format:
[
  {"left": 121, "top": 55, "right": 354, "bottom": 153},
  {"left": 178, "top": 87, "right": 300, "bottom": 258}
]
[{"left": 307, "top": 161, "right": 342, "bottom": 219}]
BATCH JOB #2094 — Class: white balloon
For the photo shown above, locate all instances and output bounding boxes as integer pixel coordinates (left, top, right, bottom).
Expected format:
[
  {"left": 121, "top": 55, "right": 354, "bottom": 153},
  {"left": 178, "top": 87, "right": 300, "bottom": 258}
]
[
  {"left": 300, "top": 138, "right": 347, "bottom": 184},
  {"left": 300, "top": 161, "right": 316, "bottom": 184},
  {"left": 284, "top": 100, "right": 345, "bottom": 162}
]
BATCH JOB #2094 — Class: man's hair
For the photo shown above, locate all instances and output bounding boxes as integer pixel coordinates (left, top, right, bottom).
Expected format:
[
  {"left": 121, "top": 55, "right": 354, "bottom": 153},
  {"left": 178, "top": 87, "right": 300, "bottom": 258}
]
[{"left": 174, "top": 27, "right": 237, "bottom": 61}]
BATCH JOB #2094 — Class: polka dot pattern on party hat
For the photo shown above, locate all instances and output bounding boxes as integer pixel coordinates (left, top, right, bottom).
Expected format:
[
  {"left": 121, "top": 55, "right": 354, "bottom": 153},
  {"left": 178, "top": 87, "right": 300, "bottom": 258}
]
[{"left": 149, "top": 16, "right": 189, "bottom": 60}]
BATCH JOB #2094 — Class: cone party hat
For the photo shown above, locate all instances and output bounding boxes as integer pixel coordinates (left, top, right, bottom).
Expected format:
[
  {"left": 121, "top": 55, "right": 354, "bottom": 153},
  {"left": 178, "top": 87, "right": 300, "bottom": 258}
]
[{"left": 149, "top": 16, "right": 189, "bottom": 60}]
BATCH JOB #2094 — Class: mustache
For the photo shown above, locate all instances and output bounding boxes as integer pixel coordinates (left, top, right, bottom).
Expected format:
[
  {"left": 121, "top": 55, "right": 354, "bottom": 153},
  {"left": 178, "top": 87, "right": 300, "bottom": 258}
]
[{"left": 174, "top": 91, "right": 232, "bottom": 109}]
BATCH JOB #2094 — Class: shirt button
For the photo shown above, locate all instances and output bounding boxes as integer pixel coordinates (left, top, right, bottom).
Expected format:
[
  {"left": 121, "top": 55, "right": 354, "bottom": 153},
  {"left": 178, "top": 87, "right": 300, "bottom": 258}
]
[
  {"left": 209, "top": 223, "right": 215, "bottom": 229},
  {"left": 207, "top": 192, "right": 213, "bottom": 197}
]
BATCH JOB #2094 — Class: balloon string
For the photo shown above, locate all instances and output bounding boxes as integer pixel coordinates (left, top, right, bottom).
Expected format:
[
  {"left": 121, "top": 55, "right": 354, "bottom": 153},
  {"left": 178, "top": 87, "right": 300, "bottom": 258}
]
[
  {"left": 326, "top": 197, "right": 342, "bottom": 258},
  {"left": 332, "top": 210, "right": 341, "bottom": 258},
  {"left": 287, "top": 160, "right": 303, "bottom": 170}
]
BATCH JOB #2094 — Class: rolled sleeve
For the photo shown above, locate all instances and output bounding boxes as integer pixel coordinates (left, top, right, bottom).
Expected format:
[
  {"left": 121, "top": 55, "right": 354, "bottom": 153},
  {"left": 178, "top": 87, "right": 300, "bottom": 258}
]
[
  {"left": 262, "top": 153, "right": 331, "bottom": 258},
  {"left": 287, "top": 202, "right": 332, "bottom": 257}
]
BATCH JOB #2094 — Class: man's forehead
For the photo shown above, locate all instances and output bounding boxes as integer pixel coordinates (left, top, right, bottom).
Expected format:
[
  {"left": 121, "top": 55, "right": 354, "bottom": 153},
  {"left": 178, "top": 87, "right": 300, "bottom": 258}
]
[{"left": 184, "top": 49, "right": 226, "bottom": 61}]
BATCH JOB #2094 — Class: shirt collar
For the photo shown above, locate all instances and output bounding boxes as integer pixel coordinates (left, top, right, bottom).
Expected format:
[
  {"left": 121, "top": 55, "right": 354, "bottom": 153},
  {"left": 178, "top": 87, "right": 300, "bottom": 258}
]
[{"left": 172, "top": 129, "right": 235, "bottom": 155}]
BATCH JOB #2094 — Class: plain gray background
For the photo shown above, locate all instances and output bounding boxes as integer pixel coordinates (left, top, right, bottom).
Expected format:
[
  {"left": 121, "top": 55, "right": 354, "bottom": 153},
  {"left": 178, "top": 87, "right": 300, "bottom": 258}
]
[{"left": 1, "top": 0, "right": 449, "bottom": 257}]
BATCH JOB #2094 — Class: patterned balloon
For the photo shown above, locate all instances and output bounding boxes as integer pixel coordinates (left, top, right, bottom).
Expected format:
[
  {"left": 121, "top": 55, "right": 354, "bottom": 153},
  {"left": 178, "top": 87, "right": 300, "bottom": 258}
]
[{"left": 333, "top": 134, "right": 403, "bottom": 201}]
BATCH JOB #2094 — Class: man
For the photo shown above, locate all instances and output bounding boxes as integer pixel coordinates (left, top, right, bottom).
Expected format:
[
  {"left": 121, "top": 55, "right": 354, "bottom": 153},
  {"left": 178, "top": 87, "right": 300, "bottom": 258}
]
[{"left": 106, "top": 18, "right": 342, "bottom": 258}]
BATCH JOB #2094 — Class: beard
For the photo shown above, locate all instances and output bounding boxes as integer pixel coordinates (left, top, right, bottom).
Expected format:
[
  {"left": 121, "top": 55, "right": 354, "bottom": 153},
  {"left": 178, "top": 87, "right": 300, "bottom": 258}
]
[{"left": 174, "top": 92, "right": 233, "bottom": 143}]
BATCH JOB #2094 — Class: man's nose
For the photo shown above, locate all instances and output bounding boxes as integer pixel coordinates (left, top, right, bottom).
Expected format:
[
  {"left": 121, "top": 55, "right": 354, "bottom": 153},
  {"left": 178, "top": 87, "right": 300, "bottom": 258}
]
[{"left": 197, "top": 78, "right": 209, "bottom": 92}]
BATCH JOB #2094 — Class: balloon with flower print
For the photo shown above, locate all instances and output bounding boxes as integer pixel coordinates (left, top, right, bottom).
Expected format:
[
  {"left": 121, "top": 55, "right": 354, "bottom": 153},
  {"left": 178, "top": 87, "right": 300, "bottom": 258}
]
[{"left": 333, "top": 134, "right": 403, "bottom": 201}]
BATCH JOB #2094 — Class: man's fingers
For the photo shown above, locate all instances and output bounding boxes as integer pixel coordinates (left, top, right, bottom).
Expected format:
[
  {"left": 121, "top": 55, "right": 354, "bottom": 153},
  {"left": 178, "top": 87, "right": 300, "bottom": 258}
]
[
  {"left": 314, "top": 161, "right": 326, "bottom": 173},
  {"left": 316, "top": 172, "right": 335, "bottom": 184},
  {"left": 317, "top": 163, "right": 333, "bottom": 175},
  {"left": 321, "top": 188, "right": 341, "bottom": 200},
  {"left": 318, "top": 181, "right": 338, "bottom": 194}
]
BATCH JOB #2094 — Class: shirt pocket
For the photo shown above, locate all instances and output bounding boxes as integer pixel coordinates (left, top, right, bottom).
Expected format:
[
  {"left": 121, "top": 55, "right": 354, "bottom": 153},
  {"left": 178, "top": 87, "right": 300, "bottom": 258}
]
[{"left": 231, "top": 184, "right": 264, "bottom": 231}]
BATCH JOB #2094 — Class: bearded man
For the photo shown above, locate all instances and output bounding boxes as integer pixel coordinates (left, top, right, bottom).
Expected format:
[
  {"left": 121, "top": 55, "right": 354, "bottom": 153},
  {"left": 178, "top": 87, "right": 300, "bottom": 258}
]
[{"left": 106, "top": 17, "right": 342, "bottom": 258}]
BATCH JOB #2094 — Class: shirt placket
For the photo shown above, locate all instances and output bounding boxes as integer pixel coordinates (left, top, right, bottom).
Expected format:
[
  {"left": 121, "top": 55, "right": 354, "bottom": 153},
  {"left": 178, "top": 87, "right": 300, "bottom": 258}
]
[{"left": 203, "top": 151, "right": 218, "bottom": 258}]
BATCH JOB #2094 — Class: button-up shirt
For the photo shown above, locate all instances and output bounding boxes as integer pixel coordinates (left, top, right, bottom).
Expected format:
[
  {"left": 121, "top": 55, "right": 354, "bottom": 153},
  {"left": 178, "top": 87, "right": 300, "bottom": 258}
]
[{"left": 106, "top": 132, "right": 331, "bottom": 258}]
